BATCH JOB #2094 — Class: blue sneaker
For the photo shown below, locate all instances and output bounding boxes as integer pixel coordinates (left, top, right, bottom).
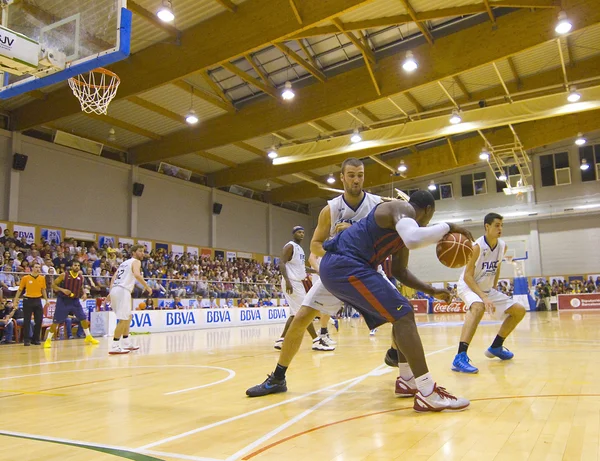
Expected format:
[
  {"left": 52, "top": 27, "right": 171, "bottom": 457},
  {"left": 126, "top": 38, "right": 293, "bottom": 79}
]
[
  {"left": 451, "top": 352, "right": 479, "bottom": 374},
  {"left": 246, "top": 373, "right": 287, "bottom": 397},
  {"left": 485, "top": 346, "right": 514, "bottom": 360}
]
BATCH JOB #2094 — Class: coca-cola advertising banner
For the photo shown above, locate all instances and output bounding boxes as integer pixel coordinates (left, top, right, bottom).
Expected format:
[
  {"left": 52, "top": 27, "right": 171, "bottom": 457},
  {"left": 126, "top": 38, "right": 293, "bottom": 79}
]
[
  {"left": 558, "top": 293, "right": 600, "bottom": 310},
  {"left": 410, "top": 299, "right": 428, "bottom": 314},
  {"left": 432, "top": 301, "right": 467, "bottom": 314}
]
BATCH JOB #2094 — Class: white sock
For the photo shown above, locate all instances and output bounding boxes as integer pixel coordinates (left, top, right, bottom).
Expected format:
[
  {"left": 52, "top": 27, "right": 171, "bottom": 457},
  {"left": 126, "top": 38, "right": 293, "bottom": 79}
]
[
  {"left": 398, "top": 362, "right": 413, "bottom": 380},
  {"left": 415, "top": 372, "right": 435, "bottom": 396},
  {"left": 46, "top": 331, "right": 54, "bottom": 341}
]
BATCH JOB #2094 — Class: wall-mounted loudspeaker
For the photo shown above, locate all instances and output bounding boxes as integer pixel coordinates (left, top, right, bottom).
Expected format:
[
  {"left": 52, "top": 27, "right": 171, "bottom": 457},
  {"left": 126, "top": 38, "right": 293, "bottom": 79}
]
[
  {"left": 133, "top": 182, "right": 145, "bottom": 197},
  {"left": 213, "top": 203, "right": 223, "bottom": 215},
  {"left": 12, "top": 153, "right": 28, "bottom": 171}
]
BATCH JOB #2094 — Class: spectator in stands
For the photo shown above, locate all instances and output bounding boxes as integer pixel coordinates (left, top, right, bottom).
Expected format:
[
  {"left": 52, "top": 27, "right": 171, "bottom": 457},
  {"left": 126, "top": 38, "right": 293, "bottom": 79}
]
[
  {"left": 0, "top": 263, "right": 16, "bottom": 299},
  {"left": 0, "top": 300, "right": 15, "bottom": 343},
  {"left": 171, "top": 296, "right": 184, "bottom": 309},
  {"left": 0, "top": 229, "right": 12, "bottom": 247},
  {"left": 27, "top": 250, "right": 43, "bottom": 266}
]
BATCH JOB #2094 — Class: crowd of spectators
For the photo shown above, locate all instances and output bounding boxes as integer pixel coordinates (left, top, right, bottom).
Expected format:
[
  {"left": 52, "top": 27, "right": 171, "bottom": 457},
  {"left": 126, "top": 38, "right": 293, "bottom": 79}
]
[{"left": 0, "top": 228, "right": 283, "bottom": 301}]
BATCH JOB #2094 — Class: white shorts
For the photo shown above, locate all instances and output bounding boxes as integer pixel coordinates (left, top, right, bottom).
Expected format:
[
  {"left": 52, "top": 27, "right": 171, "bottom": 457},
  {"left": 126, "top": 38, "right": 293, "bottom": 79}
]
[
  {"left": 301, "top": 277, "right": 343, "bottom": 316},
  {"left": 458, "top": 286, "right": 517, "bottom": 320},
  {"left": 110, "top": 286, "right": 132, "bottom": 320},
  {"left": 282, "top": 277, "right": 306, "bottom": 315}
]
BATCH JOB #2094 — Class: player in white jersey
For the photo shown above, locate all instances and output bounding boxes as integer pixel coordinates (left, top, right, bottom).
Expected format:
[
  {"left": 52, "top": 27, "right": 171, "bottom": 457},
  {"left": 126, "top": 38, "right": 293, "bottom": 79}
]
[
  {"left": 106, "top": 244, "right": 152, "bottom": 355},
  {"left": 247, "top": 158, "right": 383, "bottom": 396},
  {"left": 451, "top": 213, "right": 527, "bottom": 373},
  {"left": 274, "top": 226, "right": 323, "bottom": 350}
]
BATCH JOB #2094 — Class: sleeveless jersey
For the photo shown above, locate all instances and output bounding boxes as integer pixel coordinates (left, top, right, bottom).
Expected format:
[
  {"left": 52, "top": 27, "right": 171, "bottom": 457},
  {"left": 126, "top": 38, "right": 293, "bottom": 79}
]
[
  {"left": 458, "top": 236, "right": 506, "bottom": 292},
  {"left": 285, "top": 241, "right": 306, "bottom": 281},
  {"left": 328, "top": 192, "right": 382, "bottom": 236},
  {"left": 323, "top": 206, "right": 405, "bottom": 268},
  {"left": 61, "top": 270, "right": 84, "bottom": 298},
  {"left": 113, "top": 258, "right": 137, "bottom": 292}
]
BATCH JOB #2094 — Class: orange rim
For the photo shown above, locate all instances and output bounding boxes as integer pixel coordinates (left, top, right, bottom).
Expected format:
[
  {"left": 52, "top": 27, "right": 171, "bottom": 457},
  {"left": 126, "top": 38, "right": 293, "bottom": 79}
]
[{"left": 69, "top": 68, "right": 120, "bottom": 89}]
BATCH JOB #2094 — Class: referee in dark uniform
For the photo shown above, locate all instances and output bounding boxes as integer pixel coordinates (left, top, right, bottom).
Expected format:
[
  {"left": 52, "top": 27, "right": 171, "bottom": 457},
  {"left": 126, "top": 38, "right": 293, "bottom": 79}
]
[{"left": 13, "top": 262, "right": 47, "bottom": 346}]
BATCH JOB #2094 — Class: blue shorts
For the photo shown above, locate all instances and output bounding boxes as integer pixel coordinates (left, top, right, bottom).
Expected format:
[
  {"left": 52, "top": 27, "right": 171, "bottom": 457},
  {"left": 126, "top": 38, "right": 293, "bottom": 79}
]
[
  {"left": 54, "top": 297, "right": 86, "bottom": 323},
  {"left": 320, "top": 252, "right": 413, "bottom": 330}
]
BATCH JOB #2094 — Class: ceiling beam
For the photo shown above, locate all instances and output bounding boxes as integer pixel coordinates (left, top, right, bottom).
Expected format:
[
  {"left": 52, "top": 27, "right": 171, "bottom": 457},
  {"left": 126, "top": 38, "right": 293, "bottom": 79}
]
[
  {"left": 127, "top": 96, "right": 185, "bottom": 124},
  {"left": 85, "top": 114, "right": 162, "bottom": 140},
  {"left": 196, "top": 151, "right": 238, "bottom": 168},
  {"left": 204, "top": 51, "right": 600, "bottom": 187},
  {"left": 483, "top": 0, "right": 496, "bottom": 23},
  {"left": 13, "top": 0, "right": 372, "bottom": 130},
  {"left": 201, "top": 71, "right": 233, "bottom": 107},
  {"left": 506, "top": 57, "right": 522, "bottom": 87},
  {"left": 310, "top": 119, "right": 337, "bottom": 132},
  {"left": 359, "top": 31, "right": 381, "bottom": 95},
  {"left": 172, "top": 81, "right": 236, "bottom": 114},
  {"left": 356, "top": 106, "right": 381, "bottom": 122},
  {"left": 273, "top": 42, "right": 326, "bottom": 83},
  {"left": 269, "top": 109, "right": 600, "bottom": 202},
  {"left": 404, "top": 91, "right": 425, "bottom": 113},
  {"left": 244, "top": 54, "right": 271, "bottom": 85},
  {"left": 289, "top": 0, "right": 559, "bottom": 39},
  {"left": 397, "top": 0, "right": 434, "bottom": 45},
  {"left": 128, "top": 0, "right": 181, "bottom": 37},
  {"left": 289, "top": 0, "right": 303, "bottom": 24},
  {"left": 221, "top": 62, "right": 278, "bottom": 98},
  {"left": 297, "top": 40, "right": 320, "bottom": 69},
  {"left": 214, "top": 0, "right": 238, "bottom": 12},
  {"left": 452, "top": 75, "right": 472, "bottom": 100},
  {"left": 446, "top": 137, "right": 459, "bottom": 165},
  {"left": 233, "top": 141, "right": 269, "bottom": 158},
  {"left": 130, "top": 3, "right": 600, "bottom": 165},
  {"left": 332, "top": 19, "right": 376, "bottom": 64}
]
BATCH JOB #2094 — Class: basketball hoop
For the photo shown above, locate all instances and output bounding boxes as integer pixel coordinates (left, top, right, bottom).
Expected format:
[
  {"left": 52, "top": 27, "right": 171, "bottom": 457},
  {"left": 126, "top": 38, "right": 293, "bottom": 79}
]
[{"left": 68, "top": 68, "right": 120, "bottom": 115}]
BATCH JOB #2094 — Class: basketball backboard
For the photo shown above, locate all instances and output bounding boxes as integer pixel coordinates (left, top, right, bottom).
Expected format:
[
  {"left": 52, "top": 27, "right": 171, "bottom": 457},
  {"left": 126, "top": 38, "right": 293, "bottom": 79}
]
[{"left": 0, "top": 0, "right": 130, "bottom": 99}]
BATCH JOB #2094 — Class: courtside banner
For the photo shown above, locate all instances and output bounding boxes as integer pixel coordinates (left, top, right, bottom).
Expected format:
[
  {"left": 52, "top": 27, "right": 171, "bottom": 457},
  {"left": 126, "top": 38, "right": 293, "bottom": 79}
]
[
  {"left": 432, "top": 301, "right": 468, "bottom": 313},
  {"left": 558, "top": 293, "right": 600, "bottom": 310},
  {"left": 410, "top": 299, "right": 428, "bottom": 314}
]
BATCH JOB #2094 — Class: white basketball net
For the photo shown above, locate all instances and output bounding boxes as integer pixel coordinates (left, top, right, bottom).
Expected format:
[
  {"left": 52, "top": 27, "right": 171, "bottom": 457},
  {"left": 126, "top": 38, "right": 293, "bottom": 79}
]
[{"left": 68, "top": 68, "right": 120, "bottom": 115}]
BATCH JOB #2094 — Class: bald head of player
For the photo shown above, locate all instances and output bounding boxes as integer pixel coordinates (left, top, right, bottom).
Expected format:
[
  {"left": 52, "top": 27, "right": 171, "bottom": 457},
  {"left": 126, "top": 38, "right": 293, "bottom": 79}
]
[
  {"left": 407, "top": 190, "right": 436, "bottom": 227},
  {"left": 340, "top": 158, "right": 364, "bottom": 198}
]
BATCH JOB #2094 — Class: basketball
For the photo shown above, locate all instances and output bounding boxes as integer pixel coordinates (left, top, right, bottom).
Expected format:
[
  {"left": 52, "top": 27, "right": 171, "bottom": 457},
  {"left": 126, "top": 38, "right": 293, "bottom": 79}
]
[{"left": 436, "top": 233, "right": 473, "bottom": 268}]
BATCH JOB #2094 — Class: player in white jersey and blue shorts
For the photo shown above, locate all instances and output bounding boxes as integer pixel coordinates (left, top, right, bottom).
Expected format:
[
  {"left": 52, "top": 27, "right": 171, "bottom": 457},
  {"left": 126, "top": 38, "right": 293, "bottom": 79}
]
[
  {"left": 274, "top": 226, "right": 325, "bottom": 351},
  {"left": 107, "top": 244, "right": 152, "bottom": 355},
  {"left": 452, "top": 213, "right": 527, "bottom": 374},
  {"left": 247, "top": 158, "right": 385, "bottom": 397}
]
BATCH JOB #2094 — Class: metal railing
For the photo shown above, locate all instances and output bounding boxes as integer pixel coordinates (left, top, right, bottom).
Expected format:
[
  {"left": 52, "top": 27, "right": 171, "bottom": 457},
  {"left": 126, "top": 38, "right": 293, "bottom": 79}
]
[{"left": 0, "top": 272, "right": 283, "bottom": 300}]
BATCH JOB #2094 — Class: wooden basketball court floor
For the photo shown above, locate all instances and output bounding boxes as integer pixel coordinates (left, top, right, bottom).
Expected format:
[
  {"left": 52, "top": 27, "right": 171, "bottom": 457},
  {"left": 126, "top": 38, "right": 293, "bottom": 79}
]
[{"left": 0, "top": 310, "right": 599, "bottom": 461}]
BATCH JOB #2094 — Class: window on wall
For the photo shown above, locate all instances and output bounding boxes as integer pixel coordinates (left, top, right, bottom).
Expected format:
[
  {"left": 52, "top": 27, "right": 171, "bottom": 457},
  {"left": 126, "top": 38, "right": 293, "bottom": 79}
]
[
  {"left": 461, "top": 172, "right": 487, "bottom": 197},
  {"left": 428, "top": 182, "right": 453, "bottom": 201},
  {"left": 399, "top": 188, "right": 419, "bottom": 199},
  {"left": 540, "top": 151, "right": 570, "bottom": 187},
  {"left": 580, "top": 144, "right": 600, "bottom": 182}
]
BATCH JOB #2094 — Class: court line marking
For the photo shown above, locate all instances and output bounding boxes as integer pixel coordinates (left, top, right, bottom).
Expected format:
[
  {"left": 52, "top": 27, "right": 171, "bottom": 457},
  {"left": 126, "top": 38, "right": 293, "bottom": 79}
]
[
  {"left": 165, "top": 368, "right": 236, "bottom": 395},
  {"left": 0, "top": 357, "right": 105, "bottom": 371},
  {"left": 0, "top": 429, "right": 223, "bottom": 461},
  {"left": 138, "top": 345, "right": 455, "bottom": 452},
  {"left": 0, "top": 388, "right": 67, "bottom": 397},
  {"left": 0, "top": 365, "right": 236, "bottom": 395},
  {"left": 225, "top": 365, "right": 383, "bottom": 461},
  {"left": 241, "top": 393, "right": 600, "bottom": 460}
]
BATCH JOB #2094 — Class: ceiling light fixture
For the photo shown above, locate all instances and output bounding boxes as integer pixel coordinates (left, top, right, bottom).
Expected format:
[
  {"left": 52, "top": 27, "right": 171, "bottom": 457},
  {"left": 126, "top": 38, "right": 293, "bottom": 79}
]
[
  {"left": 281, "top": 81, "right": 295, "bottom": 100},
  {"left": 267, "top": 146, "right": 278, "bottom": 159},
  {"left": 327, "top": 173, "right": 335, "bottom": 184},
  {"left": 350, "top": 128, "right": 362, "bottom": 143},
  {"left": 107, "top": 127, "right": 116, "bottom": 142},
  {"left": 398, "top": 160, "right": 407, "bottom": 173},
  {"left": 449, "top": 109, "right": 462, "bottom": 125},
  {"left": 428, "top": 180, "right": 436, "bottom": 191},
  {"left": 567, "top": 86, "right": 581, "bottom": 102},
  {"left": 580, "top": 158, "right": 590, "bottom": 171},
  {"left": 185, "top": 109, "right": 199, "bottom": 125},
  {"left": 498, "top": 172, "right": 508, "bottom": 181},
  {"left": 479, "top": 149, "right": 490, "bottom": 161},
  {"left": 575, "top": 132, "right": 586, "bottom": 146},
  {"left": 555, "top": 10, "right": 572, "bottom": 35},
  {"left": 157, "top": 0, "right": 175, "bottom": 22},
  {"left": 402, "top": 51, "right": 418, "bottom": 72}
]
